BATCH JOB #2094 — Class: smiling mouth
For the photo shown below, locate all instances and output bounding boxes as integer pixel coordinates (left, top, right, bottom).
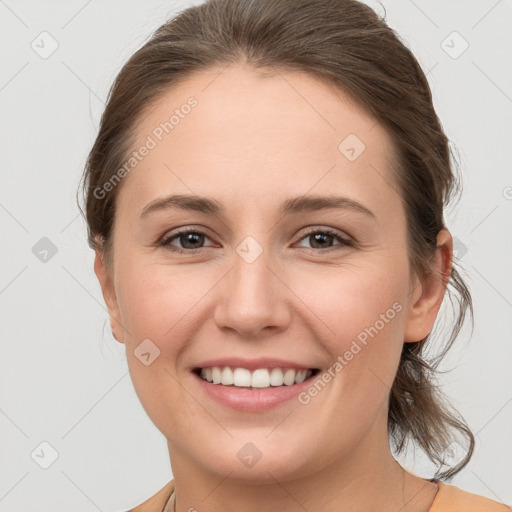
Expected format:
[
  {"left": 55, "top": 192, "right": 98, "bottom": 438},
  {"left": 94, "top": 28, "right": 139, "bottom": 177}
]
[{"left": 192, "top": 366, "right": 321, "bottom": 389}]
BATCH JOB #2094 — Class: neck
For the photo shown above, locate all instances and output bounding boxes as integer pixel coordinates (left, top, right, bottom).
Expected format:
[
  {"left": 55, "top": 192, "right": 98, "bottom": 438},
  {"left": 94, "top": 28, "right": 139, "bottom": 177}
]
[{"left": 167, "top": 415, "right": 437, "bottom": 512}]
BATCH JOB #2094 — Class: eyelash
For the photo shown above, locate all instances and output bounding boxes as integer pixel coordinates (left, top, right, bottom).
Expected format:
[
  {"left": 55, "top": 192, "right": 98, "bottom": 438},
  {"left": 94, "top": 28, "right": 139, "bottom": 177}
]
[{"left": 158, "top": 226, "right": 354, "bottom": 255}]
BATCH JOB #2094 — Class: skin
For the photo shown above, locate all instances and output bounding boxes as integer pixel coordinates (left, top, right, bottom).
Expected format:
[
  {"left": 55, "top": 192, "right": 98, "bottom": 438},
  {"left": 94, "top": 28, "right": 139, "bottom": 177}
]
[{"left": 94, "top": 64, "right": 451, "bottom": 512}]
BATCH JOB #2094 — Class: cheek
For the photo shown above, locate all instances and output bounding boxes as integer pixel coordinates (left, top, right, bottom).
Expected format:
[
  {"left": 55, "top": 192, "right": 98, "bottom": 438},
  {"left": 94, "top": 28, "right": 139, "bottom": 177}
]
[
  {"left": 298, "top": 258, "right": 408, "bottom": 342},
  {"left": 116, "top": 262, "right": 207, "bottom": 433},
  {"left": 115, "top": 258, "right": 214, "bottom": 342},
  {"left": 294, "top": 257, "right": 409, "bottom": 396},
  {"left": 113, "top": 244, "right": 411, "bottom": 463},
  {"left": 116, "top": 245, "right": 410, "bottom": 363}
]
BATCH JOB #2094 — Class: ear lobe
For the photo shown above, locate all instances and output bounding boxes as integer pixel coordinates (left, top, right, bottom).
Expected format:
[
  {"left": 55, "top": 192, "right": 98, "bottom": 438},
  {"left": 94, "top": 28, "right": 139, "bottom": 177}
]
[
  {"left": 94, "top": 250, "right": 125, "bottom": 344},
  {"left": 403, "top": 229, "right": 452, "bottom": 343}
]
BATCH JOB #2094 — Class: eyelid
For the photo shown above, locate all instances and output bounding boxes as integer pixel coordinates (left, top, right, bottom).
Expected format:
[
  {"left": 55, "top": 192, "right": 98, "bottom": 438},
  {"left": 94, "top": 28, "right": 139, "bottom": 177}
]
[
  {"left": 159, "top": 226, "right": 217, "bottom": 249},
  {"left": 295, "top": 225, "right": 353, "bottom": 243},
  {"left": 158, "top": 225, "right": 354, "bottom": 254}
]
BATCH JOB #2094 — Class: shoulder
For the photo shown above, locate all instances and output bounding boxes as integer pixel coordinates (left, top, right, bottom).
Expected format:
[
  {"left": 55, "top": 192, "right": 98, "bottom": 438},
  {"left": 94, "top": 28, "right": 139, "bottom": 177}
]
[
  {"left": 430, "top": 481, "right": 512, "bottom": 512},
  {"left": 121, "top": 479, "right": 512, "bottom": 512},
  {"left": 125, "top": 480, "right": 175, "bottom": 512}
]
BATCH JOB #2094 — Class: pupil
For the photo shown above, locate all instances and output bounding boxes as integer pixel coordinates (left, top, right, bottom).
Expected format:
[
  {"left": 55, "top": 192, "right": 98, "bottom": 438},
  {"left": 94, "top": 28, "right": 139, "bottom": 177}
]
[
  {"left": 311, "top": 233, "right": 332, "bottom": 248},
  {"left": 182, "top": 232, "right": 203, "bottom": 249},
  {"left": 178, "top": 232, "right": 333, "bottom": 250}
]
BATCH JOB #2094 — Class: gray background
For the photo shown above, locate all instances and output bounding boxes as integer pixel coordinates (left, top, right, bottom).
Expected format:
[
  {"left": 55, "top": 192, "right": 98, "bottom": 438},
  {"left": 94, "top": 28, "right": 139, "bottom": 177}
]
[{"left": 0, "top": 0, "right": 511, "bottom": 510}]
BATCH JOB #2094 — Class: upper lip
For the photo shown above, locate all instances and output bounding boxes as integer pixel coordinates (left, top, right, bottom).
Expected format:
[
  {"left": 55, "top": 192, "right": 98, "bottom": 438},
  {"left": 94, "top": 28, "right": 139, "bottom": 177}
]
[{"left": 191, "top": 357, "right": 319, "bottom": 371}]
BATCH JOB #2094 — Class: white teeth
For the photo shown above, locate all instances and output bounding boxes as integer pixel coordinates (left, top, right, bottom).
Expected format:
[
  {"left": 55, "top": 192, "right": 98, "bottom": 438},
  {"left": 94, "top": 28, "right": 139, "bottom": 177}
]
[
  {"left": 199, "top": 366, "right": 313, "bottom": 388},
  {"left": 283, "top": 368, "right": 296, "bottom": 385},
  {"left": 221, "top": 366, "right": 234, "bottom": 385},
  {"left": 233, "top": 368, "right": 251, "bottom": 387},
  {"left": 269, "top": 367, "right": 284, "bottom": 386},
  {"left": 211, "top": 367, "right": 222, "bottom": 384},
  {"left": 251, "top": 369, "right": 269, "bottom": 388}
]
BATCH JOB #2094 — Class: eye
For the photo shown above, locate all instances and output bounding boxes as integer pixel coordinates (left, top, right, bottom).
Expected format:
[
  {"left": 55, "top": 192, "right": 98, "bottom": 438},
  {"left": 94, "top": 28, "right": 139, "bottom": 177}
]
[
  {"left": 159, "top": 228, "right": 216, "bottom": 254},
  {"left": 294, "top": 228, "right": 353, "bottom": 251},
  {"left": 158, "top": 226, "right": 353, "bottom": 254}
]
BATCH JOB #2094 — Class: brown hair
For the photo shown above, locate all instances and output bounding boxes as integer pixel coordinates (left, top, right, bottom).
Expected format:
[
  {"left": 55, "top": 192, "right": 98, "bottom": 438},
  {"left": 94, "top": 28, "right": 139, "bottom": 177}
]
[{"left": 79, "top": 0, "right": 474, "bottom": 480}]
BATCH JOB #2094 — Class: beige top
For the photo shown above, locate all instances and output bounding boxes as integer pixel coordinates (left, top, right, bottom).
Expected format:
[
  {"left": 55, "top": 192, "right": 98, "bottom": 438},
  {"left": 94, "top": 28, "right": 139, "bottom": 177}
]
[{"left": 126, "top": 479, "right": 512, "bottom": 512}]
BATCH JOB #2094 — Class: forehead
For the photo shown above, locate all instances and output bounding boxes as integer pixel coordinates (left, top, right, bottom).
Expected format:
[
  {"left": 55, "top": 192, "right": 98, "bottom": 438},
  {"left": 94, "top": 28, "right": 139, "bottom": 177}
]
[{"left": 120, "top": 64, "right": 401, "bottom": 221}]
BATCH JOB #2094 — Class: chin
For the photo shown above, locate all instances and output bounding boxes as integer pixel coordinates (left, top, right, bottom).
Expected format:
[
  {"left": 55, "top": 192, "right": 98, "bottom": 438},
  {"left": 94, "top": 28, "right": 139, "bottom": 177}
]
[{"left": 191, "top": 437, "right": 323, "bottom": 485}]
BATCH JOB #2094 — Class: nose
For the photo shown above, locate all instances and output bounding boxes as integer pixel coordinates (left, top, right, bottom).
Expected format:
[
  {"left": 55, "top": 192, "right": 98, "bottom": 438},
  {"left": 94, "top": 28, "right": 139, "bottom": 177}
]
[{"left": 212, "top": 245, "right": 291, "bottom": 338}]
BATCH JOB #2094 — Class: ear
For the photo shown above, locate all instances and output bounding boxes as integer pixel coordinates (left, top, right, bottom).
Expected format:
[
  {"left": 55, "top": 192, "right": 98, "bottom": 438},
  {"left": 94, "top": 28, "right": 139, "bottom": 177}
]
[
  {"left": 94, "top": 250, "right": 125, "bottom": 344},
  {"left": 404, "top": 229, "right": 452, "bottom": 343}
]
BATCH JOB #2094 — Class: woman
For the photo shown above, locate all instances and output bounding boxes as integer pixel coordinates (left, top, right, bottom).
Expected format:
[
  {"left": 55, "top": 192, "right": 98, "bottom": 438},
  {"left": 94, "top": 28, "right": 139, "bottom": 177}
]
[{"left": 80, "top": 0, "right": 511, "bottom": 510}]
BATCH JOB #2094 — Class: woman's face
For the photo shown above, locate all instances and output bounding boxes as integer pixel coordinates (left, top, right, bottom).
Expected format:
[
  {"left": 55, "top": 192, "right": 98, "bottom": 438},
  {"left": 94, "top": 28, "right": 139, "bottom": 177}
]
[{"left": 96, "top": 64, "right": 448, "bottom": 482}]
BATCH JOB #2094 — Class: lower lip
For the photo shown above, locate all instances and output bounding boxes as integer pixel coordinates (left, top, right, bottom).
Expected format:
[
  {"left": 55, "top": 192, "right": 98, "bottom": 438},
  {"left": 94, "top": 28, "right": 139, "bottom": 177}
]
[{"left": 192, "top": 371, "right": 318, "bottom": 412}]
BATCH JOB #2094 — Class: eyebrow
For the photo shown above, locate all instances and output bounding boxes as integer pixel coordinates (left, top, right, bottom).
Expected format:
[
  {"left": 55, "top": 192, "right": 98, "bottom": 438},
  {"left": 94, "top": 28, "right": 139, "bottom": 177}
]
[{"left": 139, "top": 194, "right": 376, "bottom": 220}]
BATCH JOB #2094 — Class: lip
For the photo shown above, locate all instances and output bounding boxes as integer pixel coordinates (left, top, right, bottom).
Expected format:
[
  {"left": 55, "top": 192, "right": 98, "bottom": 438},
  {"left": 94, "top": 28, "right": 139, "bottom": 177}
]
[
  {"left": 191, "top": 368, "right": 320, "bottom": 412},
  {"left": 190, "top": 357, "right": 318, "bottom": 371}
]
